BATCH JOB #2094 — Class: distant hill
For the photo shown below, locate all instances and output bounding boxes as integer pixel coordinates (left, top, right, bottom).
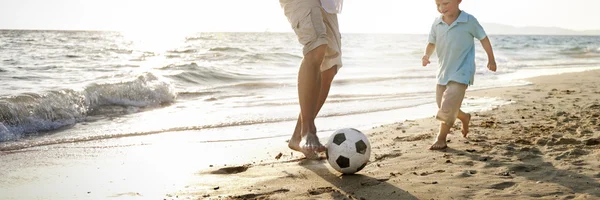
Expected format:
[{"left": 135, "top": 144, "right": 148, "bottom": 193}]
[{"left": 483, "top": 23, "right": 600, "bottom": 35}]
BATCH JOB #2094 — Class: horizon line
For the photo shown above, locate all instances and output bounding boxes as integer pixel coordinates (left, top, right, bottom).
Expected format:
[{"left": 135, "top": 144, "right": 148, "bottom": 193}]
[{"left": 0, "top": 28, "right": 599, "bottom": 36}]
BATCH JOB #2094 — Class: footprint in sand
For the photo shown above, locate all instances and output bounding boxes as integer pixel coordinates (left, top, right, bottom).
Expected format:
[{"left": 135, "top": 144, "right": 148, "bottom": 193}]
[
  {"left": 210, "top": 165, "right": 250, "bottom": 174},
  {"left": 307, "top": 186, "right": 347, "bottom": 199},
  {"left": 393, "top": 134, "right": 432, "bottom": 142},
  {"left": 490, "top": 182, "right": 516, "bottom": 190},
  {"left": 360, "top": 178, "right": 390, "bottom": 186},
  {"left": 229, "top": 189, "right": 290, "bottom": 200},
  {"left": 374, "top": 150, "right": 403, "bottom": 162},
  {"left": 554, "top": 149, "right": 589, "bottom": 160},
  {"left": 509, "top": 164, "right": 539, "bottom": 173},
  {"left": 585, "top": 138, "right": 600, "bottom": 146}
]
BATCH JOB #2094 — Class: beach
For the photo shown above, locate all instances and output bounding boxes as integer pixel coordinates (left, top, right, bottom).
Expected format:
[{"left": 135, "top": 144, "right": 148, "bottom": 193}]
[
  {"left": 1, "top": 31, "right": 600, "bottom": 200},
  {"left": 175, "top": 69, "right": 600, "bottom": 200},
  {"left": 2, "top": 0, "right": 600, "bottom": 199},
  {"left": 1, "top": 69, "right": 599, "bottom": 199}
]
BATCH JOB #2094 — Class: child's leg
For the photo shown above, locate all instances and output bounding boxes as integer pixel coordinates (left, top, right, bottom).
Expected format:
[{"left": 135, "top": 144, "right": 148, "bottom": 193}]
[
  {"left": 457, "top": 109, "right": 471, "bottom": 137},
  {"left": 430, "top": 81, "right": 467, "bottom": 150},
  {"left": 436, "top": 81, "right": 467, "bottom": 125}
]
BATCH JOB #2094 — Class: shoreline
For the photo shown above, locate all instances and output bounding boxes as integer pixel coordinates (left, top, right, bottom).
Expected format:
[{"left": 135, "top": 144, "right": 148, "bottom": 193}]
[
  {"left": 1, "top": 69, "right": 600, "bottom": 200},
  {"left": 178, "top": 69, "right": 600, "bottom": 199}
]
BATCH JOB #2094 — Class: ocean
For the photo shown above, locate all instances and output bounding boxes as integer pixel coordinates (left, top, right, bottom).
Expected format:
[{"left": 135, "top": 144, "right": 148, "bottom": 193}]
[{"left": 1, "top": 30, "right": 600, "bottom": 151}]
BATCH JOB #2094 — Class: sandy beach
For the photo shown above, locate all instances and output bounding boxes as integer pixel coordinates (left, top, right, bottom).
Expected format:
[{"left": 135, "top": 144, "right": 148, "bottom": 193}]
[
  {"left": 178, "top": 69, "right": 600, "bottom": 200},
  {"left": 1, "top": 69, "right": 599, "bottom": 200}
]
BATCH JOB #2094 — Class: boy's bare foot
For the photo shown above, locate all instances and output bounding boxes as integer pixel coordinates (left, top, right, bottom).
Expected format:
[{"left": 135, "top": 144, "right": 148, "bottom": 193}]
[
  {"left": 430, "top": 122, "right": 451, "bottom": 150},
  {"left": 460, "top": 113, "right": 471, "bottom": 137},
  {"left": 428, "top": 139, "right": 448, "bottom": 150}
]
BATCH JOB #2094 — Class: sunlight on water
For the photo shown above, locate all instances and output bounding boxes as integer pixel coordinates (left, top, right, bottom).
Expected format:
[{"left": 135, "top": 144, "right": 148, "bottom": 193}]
[{"left": 120, "top": 29, "right": 189, "bottom": 54}]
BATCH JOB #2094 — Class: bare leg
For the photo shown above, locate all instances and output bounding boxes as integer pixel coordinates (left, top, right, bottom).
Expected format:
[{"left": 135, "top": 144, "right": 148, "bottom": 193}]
[
  {"left": 429, "top": 122, "right": 451, "bottom": 150},
  {"left": 430, "top": 82, "right": 467, "bottom": 150},
  {"left": 288, "top": 66, "right": 338, "bottom": 152},
  {"left": 295, "top": 45, "right": 328, "bottom": 154},
  {"left": 457, "top": 110, "right": 471, "bottom": 137},
  {"left": 289, "top": 65, "right": 338, "bottom": 152}
]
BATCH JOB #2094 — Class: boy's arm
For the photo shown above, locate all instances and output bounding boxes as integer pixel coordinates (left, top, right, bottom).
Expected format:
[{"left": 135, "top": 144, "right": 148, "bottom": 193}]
[
  {"left": 480, "top": 37, "right": 497, "bottom": 72},
  {"left": 422, "top": 43, "right": 435, "bottom": 67}
]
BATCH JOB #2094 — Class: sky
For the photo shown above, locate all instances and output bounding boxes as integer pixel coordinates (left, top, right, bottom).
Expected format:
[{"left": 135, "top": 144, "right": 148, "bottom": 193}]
[{"left": 0, "top": 0, "right": 599, "bottom": 34}]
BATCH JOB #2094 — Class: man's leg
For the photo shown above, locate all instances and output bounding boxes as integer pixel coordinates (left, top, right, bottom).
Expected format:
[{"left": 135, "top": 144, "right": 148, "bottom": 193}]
[
  {"left": 296, "top": 44, "right": 328, "bottom": 153},
  {"left": 289, "top": 65, "right": 338, "bottom": 152},
  {"left": 284, "top": 2, "right": 342, "bottom": 155}
]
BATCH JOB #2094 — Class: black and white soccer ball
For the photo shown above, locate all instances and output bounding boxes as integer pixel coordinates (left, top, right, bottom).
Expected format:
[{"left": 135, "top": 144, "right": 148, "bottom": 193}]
[{"left": 326, "top": 128, "right": 371, "bottom": 174}]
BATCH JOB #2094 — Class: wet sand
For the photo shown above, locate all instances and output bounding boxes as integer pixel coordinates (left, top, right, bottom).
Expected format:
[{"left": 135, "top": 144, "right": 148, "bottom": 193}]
[{"left": 181, "top": 69, "right": 600, "bottom": 200}]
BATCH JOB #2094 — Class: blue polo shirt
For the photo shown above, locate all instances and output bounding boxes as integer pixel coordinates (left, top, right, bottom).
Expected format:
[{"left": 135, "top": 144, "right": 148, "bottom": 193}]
[{"left": 428, "top": 10, "right": 487, "bottom": 86}]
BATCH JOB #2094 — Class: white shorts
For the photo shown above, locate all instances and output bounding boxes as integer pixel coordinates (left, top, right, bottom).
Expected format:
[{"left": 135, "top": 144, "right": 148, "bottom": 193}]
[
  {"left": 436, "top": 81, "right": 468, "bottom": 125},
  {"left": 280, "top": 0, "right": 343, "bottom": 71}
]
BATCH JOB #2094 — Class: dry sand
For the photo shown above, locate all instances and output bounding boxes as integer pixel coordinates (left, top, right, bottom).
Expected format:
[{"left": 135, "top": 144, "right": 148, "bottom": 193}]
[{"left": 181, "top": 70, "right": 600, "bottom": 200}]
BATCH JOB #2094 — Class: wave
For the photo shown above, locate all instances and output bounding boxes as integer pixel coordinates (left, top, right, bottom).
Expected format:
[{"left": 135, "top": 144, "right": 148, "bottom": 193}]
[
  {"left": 334, "top": 75, "right": 436, "bottom": 85},
  {"left": 164, "top": 63, "right": 257, "bottom": 84},
  {"left": 177, "top": 91, "right": 221, "bottom": 98},
  {"left": 559, "top": 46, "right": 600, "bottom": 57},
  {"left": 239, "top": 92, "right": 432, "bottom": 107},
  {"left": 65, "top": 54, "right": 81, "bottom": 58},
  {"left": 167, "top": 49, "right": 197, "bottom": 54},
  {"left": 238, "top": 52, "right": 302, "bottom": 63},
  {"left": 0, "top": 100, "right": 433, "bottom": 151},
  {"left": 185, "top": 36, "right": 213, "bottom": 41},
  {"left": 0, "top": 73, "right": 176, "bottom": 142},
  {"left": 208, "top": 74, "right": 437, "bottom": 91},
  {"left": 103, "top": 48, "right": 133, "bottom": 54},
  {"left": 208, "top": 47, "right": 247, "bottom": 53}
]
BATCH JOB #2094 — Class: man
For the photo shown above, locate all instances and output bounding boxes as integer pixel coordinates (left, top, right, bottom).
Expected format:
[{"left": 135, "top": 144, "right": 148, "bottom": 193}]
[{"left": 279, "top": 0, "right": 344, "bottom": 158}]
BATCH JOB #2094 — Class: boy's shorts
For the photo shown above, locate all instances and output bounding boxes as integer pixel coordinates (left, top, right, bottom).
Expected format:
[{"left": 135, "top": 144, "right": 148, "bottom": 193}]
[
  {"left": 280, "top": 0, "right": 342, "bottom": 71},
  {"left": 436, "top": 81, "right": 468, "bottom": 125}
]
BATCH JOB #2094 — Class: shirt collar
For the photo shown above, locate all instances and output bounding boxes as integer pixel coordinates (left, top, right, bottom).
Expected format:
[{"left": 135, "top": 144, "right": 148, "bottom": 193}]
[{"left": 435, "top": 10, "right": 468, "bottom": 25}]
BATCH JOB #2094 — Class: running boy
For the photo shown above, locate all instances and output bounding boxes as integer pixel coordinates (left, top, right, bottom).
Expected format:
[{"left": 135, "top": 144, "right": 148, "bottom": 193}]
[{"left": 422, "top": 0, "right": 497, "bottom": 150}]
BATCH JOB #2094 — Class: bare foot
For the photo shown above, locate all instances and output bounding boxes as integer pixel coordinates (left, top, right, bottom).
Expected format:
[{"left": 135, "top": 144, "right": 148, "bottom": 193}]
[
  {"left": 302, "top": 133, "right": 326, "bottom": 152},
  {"left": 288, "top": 137, "right": 302, "bottom": 152},
  {"left": 428, "top": 139, "right": 448, "bottom": 150},
  {"left": 289, "top": 134, "right": 325, "bottom": 159},
  {"left": 460, "top": 113, "right": 471, "bottom": 138}
]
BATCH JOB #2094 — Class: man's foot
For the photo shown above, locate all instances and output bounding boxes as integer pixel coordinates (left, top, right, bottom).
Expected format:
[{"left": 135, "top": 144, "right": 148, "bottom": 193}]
[
  {"left": 301, "top": 133, "right": 327, "bottom": 153},
  {"left": 288, "top": 137, "right": 302, "bottom": 152},
  {"left": 428, "top": 139, "right": 448, "bottom": 150},
  {"left": 460, "top": 113, "right": 471, "bottom": 138},
  {"left": 288, "top": 134, "right": 325, "bottom": 159}
]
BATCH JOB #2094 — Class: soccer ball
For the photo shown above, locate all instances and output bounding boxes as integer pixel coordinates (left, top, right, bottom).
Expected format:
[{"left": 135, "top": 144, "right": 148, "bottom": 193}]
[{"left": 326, "top": 128, "right": 371, "bottom": 174}]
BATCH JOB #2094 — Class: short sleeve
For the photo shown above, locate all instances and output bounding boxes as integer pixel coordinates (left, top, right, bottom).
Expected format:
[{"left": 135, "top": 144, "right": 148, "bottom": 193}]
[
  {"left": 470, "top": 16, "right": 487, "bottom": 40},
  {"left": 428, "top": 23, "right": 437, "bottom": 44}
]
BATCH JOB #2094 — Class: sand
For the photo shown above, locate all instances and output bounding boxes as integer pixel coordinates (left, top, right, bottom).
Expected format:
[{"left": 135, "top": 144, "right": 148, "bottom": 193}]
[
  {"left": 1, "top": 70, "right": 599, "bottom": 200},
  {"left": 180, "top": 70, "right": 600, "bottom": 200}
]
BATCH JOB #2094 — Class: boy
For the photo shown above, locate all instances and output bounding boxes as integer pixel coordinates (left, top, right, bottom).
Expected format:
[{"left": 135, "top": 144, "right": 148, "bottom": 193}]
[{"left": 422, "top": 0, "right": 497, "bottom": 150}]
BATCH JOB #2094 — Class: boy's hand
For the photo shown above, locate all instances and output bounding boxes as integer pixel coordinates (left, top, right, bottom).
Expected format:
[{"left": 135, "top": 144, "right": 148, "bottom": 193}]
[
  {"left": 487, "top": 61, "right": 497, "bottom": 72},
  {"left": 422, "top": 55, "right": 431, "bottom": 67}
]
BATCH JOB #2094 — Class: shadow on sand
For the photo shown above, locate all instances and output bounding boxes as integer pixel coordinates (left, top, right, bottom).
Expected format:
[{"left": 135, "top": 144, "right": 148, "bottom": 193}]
[
  {"left": 443, "top": 147, "right": 600, "bottom": 198},
  {"left": 299, "top": 159, "right": 419, "bottom": 200}
]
